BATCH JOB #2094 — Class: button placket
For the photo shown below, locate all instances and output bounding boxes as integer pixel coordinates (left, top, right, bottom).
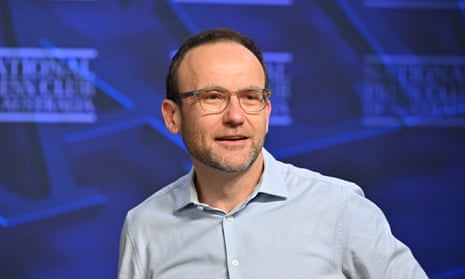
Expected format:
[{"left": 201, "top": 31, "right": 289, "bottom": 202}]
[{"left": 222, "top": 214, "right": 241, "bottom": 278}]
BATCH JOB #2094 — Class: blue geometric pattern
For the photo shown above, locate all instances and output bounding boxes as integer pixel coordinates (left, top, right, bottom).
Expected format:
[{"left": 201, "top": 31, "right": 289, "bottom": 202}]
[{"left": 0, "top": 0, "right": 464, "bottom": 278}]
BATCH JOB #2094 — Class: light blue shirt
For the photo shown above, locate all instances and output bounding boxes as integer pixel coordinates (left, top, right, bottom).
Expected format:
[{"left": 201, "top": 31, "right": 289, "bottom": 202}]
[{"left": 119, "top": 149, "right": 427, "bottom": 279}]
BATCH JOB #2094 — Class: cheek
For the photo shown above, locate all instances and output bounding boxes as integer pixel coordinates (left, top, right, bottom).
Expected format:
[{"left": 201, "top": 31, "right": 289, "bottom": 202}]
[{"left": 181, "top": 114, "right": 210, "bottom": 139}]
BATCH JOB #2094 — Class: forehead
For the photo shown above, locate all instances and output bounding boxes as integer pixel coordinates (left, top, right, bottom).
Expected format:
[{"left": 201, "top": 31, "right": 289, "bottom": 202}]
[
  {"left": 182, "top": 41, "right": 257, "bottom": 60},
  {"left": 177, "top": 41, "right": 265, "bottom": 88}
]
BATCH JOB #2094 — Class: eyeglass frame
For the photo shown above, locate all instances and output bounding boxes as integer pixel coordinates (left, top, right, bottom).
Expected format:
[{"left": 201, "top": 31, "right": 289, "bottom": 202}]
[{"left": 170, "top": 87, "right": 272, "bottom": 114}]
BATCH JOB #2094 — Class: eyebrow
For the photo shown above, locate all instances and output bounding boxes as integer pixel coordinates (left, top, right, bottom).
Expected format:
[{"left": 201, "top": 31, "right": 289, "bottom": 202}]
[{"left": 200, "top": 85, "right": 264, "bottom": 92}]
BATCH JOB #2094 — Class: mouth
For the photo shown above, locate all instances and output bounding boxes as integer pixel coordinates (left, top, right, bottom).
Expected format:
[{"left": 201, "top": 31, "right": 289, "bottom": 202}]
[{"left": 216, "top": 135, "right": 248, "bottom": 142}]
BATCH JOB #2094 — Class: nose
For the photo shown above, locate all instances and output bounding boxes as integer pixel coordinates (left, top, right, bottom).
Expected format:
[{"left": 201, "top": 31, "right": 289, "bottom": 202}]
[{"left": 223, "top": 94, "right": 245, "bottom": 126}]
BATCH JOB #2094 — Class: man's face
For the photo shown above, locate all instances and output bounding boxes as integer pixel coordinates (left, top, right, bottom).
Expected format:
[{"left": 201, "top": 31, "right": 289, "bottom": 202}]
[{"left": 174, "top": 41, "right": 271, "bottom": 173}]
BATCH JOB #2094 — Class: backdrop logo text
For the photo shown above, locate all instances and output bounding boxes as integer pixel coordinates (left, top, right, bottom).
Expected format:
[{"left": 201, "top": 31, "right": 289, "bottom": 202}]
[
  {"left": 362, "top": 55, "right": 465, "bottom": 126},
  {"left": 0, "top": 48, "right": 98, "bottom": 123}
]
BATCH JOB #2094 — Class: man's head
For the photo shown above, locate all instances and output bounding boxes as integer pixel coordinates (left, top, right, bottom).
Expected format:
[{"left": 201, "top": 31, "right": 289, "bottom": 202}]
[
  {"left": 166, "top": 28, "right": 269, "bottom": 101},
  {"left": 161, "top": 28, "right": 271, "bottom": 173}
]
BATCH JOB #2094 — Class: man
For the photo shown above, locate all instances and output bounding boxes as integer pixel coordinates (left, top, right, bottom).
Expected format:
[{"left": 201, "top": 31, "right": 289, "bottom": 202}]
[{"left": 118, "top": 28, "right": 427, "bottom": 278}]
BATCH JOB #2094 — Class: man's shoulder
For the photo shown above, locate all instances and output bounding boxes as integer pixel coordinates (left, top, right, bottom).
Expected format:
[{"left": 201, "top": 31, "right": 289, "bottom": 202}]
[{"left": 278, "top": 159, "right": 365, "bottom": 198}]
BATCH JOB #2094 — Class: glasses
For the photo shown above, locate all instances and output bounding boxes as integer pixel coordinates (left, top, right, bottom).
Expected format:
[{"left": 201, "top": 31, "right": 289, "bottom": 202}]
[{"left": 172, "top": 87, "right": 272, "bottom": 114}]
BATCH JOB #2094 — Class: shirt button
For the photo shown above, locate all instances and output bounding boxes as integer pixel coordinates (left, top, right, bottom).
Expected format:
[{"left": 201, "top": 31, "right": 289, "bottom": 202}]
[
  {"left": 226, "top": 216, "right": 234, "bottom": 222},
  {"left": 231, "top": 259, "right": 239, "bottom": 266}
]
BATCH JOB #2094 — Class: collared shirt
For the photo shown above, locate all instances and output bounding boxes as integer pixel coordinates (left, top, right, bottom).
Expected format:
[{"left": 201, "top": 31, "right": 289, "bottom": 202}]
[{"left": 118, "top": 149, "right": 427, "bottom": 279}]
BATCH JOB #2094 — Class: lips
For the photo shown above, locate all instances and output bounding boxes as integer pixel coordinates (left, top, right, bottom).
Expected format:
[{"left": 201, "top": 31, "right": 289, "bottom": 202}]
[{"left": 216, "top": 135, "right": 248, "bottom": 141}]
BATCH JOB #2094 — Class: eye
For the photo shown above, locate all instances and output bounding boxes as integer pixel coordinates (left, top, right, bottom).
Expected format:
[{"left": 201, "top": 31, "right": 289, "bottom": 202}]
[
  {"left": 200, "top": 90, "right": 227, "bottom": 102},
  {"left": 240, "top": 90, "right": 262, "bottom": 101}
]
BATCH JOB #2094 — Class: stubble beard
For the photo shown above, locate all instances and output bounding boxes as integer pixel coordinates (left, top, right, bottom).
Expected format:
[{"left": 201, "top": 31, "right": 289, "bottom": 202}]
[
  {"left": 181, "top": 123, "right": 264, "bottom": 173},
  {"left": 193, "top": 142, "right": 262, "bottom": 173}
]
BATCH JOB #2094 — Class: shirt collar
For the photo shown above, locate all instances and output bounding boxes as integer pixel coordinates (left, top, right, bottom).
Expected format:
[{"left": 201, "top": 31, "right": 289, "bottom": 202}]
[
  {"left": 173, "top": 168, "right": 198, "bottom": 211},
  {"left": 256, "top": 148, "right": 288, "bottom": 198},
  {"left": 174, "top": 148, "right": 288, "bottom": 212}
]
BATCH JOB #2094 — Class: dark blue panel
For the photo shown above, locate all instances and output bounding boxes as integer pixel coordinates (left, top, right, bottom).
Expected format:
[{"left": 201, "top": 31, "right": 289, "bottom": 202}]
[{"left": 0, "top": 0, "right": 464, "bottom": 278}]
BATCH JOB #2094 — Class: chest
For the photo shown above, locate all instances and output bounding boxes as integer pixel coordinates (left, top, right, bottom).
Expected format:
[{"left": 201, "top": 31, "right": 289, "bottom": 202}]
[{"left": 143, "top": 203, "right": 344, "bottom": 279}]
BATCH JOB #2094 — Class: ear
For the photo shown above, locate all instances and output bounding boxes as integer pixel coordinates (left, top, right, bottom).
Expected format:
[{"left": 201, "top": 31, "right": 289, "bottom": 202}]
[
  {"left": 161, "top": 99, "right": 182, "bottom": 134},
  {"left": 264, "top": 99, "right": 272, "bottom": 133}
]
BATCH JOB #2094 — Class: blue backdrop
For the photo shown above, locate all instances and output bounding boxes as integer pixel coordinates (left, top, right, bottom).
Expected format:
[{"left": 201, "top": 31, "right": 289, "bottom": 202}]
[{"left": 1, "top": 0, "right": 464, "bottom": 278}]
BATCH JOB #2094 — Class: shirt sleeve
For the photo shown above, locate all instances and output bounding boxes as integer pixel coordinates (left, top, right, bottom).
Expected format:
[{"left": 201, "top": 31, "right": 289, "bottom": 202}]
[
  {"left": 118, "top": 216, "right": 143, "bottom": 279},
  {"left": 341, "top": 187, "right": 428, "bottom": 278}
]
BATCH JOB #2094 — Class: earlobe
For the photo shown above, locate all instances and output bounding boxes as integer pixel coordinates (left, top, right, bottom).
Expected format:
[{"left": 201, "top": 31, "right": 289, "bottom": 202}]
[{"left": 161, "top": 99, "right": 181, "bottom": 134}]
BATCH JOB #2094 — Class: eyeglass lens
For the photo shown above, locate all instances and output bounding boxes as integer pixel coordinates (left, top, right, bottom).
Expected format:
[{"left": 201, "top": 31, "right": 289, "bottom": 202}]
[{"left": 198, "top": 88, "right": 267, "bottom": 113}]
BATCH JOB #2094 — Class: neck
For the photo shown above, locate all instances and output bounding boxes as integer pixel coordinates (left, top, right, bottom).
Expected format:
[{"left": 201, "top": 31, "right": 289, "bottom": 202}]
[{"left": 193, "top": 153, "right": 264, "bottom": 213}]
